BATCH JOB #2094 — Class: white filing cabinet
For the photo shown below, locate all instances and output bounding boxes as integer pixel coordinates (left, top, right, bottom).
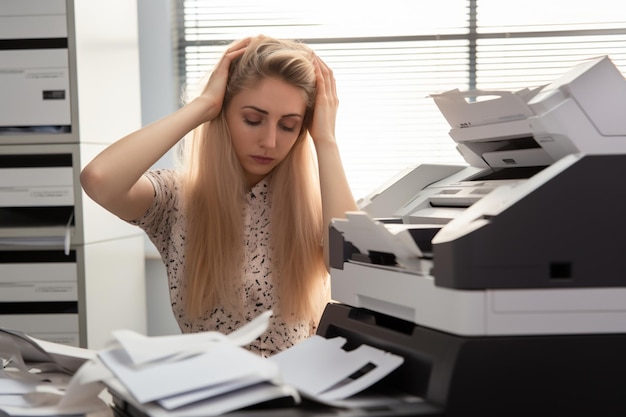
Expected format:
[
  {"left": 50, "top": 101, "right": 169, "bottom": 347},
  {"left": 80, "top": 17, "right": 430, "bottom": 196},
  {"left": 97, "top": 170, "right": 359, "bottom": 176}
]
[{"left": 0, "top": 0, "right": 147, "bottom": 349}]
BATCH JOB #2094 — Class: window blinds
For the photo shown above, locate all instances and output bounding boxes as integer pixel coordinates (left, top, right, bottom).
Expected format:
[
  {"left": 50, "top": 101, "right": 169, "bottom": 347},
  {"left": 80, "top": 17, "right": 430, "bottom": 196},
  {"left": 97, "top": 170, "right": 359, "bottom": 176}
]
[{"left": 175, "top": 0, "right": 626, "bottom": 199}]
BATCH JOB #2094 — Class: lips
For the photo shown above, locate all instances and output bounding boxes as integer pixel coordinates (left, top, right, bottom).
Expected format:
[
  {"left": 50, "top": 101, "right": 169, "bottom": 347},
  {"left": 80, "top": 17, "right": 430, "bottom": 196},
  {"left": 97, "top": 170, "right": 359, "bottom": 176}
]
[{"left": 251, "top": 156, "right": 274, "bottom": 164}]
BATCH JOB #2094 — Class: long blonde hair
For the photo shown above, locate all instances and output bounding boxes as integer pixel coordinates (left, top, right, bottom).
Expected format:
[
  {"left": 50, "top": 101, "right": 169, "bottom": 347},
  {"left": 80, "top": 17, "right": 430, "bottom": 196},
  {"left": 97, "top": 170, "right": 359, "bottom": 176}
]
[{"left": 181, "top": 36, "right": 327, "bottom": 324}]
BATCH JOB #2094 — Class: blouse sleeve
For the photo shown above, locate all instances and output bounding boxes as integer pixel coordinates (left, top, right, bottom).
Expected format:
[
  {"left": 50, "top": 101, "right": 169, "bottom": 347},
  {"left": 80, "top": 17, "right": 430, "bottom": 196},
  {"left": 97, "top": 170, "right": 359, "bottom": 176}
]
[{"left": 128, "top": 169, "right": 181, "bottom": 259}]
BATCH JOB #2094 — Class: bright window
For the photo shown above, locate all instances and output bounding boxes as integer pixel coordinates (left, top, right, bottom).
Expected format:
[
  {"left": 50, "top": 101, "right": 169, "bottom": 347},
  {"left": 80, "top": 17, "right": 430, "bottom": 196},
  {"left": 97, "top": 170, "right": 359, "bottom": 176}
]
[{"left": 175, "top": 0, "right": 626, "bottom": 199}]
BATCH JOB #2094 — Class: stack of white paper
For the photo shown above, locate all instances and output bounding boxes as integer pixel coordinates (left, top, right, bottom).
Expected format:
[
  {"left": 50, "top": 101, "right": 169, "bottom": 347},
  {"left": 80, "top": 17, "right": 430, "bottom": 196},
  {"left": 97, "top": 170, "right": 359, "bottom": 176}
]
[
  {"left": 0, "top": 310, "right": 409, "bottom": 416},
  {"left": 97, "top": 310, "right": 299, "bottom": 416}
]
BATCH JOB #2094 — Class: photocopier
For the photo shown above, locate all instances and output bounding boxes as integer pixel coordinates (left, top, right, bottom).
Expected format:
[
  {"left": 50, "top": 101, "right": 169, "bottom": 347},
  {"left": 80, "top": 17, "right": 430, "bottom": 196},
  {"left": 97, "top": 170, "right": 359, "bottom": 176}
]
[{"left": 317, "top": 55, "right": 626, "bottom": 416}]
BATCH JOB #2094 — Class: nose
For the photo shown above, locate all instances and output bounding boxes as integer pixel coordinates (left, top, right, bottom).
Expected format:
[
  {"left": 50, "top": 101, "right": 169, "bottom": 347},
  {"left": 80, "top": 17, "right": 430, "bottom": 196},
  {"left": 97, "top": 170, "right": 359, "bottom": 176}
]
[{"left": 259, "top": 124, "right": 277, "bottom": 149}]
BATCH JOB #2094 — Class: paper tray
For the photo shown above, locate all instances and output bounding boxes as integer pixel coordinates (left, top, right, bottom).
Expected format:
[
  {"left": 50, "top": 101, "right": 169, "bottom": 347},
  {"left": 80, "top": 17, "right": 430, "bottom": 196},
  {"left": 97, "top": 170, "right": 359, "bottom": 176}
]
[{"left": 430, "top": 88, "right": 539, "bottom": 129}]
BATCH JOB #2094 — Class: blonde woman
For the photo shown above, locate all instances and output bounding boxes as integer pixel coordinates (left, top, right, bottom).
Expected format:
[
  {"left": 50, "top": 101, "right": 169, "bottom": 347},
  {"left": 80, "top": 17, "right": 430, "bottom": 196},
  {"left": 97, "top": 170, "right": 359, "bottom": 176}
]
[{"left": 80, "top": 35, "right": 357, "bottom": 356}]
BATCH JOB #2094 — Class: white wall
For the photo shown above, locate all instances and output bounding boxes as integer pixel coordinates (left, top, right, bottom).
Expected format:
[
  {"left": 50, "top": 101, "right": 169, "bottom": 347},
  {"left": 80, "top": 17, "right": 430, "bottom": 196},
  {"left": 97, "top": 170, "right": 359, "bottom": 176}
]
[{"left": 137, "top": 0, "right": 180, "bottom": 336}]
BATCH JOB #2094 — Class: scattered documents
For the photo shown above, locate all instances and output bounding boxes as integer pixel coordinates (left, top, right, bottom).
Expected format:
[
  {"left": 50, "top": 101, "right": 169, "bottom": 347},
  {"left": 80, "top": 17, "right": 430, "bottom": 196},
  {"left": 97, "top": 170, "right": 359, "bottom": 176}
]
[
  {"left": 0, "top": 329, "right": 108, "bottom": 416},
  {"left": 0, "top": 310, "right": 406, "bottom": 416}
]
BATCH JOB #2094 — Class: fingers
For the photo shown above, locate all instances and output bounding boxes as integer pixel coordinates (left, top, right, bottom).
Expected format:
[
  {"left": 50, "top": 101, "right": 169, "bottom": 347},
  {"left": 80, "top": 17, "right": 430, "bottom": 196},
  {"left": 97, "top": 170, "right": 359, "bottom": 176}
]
[
  {"left": 313, "top": 54, "right": 338, "bottom": 108},
  {"left": 205, "top": 38, "right": 251, "bottom": 90},
  {"left": 218, "top": 37, "right": 251, "bottom": 69},
  {"left": 224, "top": 37, "right": 251, "bottom": 57},
  {"left": 310, "top": 54, "right": 339, "bottom": 144},
  {"left": 199, "top": 38, "right": 252, "bottom": 117},
  {"left": 314, "top": 55, "right": 333, "bottom": 87}
]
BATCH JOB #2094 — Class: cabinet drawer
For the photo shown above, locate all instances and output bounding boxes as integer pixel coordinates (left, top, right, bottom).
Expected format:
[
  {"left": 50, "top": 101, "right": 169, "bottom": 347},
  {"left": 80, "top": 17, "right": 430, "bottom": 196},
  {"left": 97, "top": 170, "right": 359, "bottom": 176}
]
[{"left": 0, "top": 250, "right": 77, "bottom": 302}]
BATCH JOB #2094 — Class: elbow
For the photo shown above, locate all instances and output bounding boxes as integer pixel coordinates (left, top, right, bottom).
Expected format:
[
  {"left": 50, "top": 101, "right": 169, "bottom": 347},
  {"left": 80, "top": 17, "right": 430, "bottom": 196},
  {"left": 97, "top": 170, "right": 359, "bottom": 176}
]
[{"left": 80, "top": 163, "right": 108, "bottom": 205}]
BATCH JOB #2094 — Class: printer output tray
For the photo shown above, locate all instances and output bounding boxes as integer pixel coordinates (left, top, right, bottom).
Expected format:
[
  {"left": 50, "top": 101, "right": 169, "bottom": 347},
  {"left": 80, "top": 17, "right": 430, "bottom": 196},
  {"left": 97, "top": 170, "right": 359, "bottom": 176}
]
[{"left": 317, "top": 303, "right": 626, "bottom": 417}]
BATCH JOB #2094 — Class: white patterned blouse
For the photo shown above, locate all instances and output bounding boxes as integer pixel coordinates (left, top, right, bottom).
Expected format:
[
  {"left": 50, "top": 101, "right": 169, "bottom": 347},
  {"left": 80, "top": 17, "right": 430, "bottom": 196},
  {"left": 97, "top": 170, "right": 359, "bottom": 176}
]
[{"left": 130, "top": 170, "right": 320, "bottom": 357}]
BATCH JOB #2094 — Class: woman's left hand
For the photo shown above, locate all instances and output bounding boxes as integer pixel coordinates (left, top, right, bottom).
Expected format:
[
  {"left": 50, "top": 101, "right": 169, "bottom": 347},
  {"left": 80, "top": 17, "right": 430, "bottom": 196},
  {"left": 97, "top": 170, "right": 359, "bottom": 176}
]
[
  {"left": 309, "top": 55, "right": 339, "bottom": 146},
  {"left": 308, "top": 54, "right": 358, "bottom": 269}
]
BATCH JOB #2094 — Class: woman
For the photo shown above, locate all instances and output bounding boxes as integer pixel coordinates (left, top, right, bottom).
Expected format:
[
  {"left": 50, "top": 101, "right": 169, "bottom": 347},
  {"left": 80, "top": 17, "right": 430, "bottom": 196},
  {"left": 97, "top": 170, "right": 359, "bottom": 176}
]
[{"left": 80, "top": 35, "right": 357, "bottom": 357}]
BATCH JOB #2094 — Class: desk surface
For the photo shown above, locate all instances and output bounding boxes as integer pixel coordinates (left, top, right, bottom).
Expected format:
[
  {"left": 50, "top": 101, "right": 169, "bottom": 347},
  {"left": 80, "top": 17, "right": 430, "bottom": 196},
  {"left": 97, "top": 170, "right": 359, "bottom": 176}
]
[{"left": 110, "top": 395, "right": 444, "bottom": 417}]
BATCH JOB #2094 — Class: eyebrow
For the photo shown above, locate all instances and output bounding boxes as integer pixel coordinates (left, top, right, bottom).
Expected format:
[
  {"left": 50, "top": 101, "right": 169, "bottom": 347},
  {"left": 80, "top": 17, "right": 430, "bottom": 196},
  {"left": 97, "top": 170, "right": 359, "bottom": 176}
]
[{"left": 241, "top": 105, "right": 303, "bottom": 119}]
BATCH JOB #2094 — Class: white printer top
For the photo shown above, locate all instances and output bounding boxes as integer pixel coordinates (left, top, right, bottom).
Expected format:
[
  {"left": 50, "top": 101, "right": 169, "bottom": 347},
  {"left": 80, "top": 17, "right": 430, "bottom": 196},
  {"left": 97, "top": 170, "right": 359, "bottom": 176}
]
[
  {"left": 358, "top": 55, "right": 626, "bottom": 222},
  {"left": 431, "top": 54, "right": 626, "bottom": 170}
]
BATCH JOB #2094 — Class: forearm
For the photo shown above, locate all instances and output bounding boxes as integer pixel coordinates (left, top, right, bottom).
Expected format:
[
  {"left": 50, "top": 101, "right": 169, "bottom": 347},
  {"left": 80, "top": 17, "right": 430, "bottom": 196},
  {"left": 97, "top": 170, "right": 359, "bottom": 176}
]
[
  {"left": 80, "top": 97, "right": 217, "bottom": 215},
  {"left": 316, "top": 141, "right": 358, "bottom": 268}
]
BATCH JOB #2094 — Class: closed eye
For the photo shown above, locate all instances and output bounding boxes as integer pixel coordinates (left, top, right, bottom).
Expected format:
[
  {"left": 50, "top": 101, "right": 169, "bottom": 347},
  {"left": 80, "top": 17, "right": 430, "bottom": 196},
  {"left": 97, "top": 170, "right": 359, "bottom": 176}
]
[
  {"left": 244, "top": 118, "right": 261, "bottom": 127},
  {"left": 245, "top": 118, "right": 297, "bottom": 133}
]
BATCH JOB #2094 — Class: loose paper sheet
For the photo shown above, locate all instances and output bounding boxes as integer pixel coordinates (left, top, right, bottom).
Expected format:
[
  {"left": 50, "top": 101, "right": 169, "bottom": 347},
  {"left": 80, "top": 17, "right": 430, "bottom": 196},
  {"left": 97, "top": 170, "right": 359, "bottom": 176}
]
[{"left": 270, "top": 335, "right": 404, "bottom": 403}]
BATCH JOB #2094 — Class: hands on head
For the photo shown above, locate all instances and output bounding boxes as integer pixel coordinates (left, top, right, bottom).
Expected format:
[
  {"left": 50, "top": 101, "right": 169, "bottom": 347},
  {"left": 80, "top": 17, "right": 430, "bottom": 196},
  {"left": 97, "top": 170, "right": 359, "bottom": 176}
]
[{"left": 197, "top": 35, "right": 339, "bottom": 148}]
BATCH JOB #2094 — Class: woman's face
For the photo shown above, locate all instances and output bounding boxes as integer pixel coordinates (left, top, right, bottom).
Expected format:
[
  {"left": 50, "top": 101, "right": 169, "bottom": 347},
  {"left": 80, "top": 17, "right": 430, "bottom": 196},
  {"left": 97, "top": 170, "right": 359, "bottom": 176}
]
[{"left": 225, "top": 77, "right": 306, "bottom": 187}]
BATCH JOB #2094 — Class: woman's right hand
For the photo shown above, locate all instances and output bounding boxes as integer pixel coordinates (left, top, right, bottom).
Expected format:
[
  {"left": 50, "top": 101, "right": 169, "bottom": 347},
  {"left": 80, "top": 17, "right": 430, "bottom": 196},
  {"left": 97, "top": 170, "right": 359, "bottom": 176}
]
[{"left": 197, "top": 37, "right": 251, "bottom": 123}]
